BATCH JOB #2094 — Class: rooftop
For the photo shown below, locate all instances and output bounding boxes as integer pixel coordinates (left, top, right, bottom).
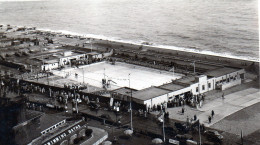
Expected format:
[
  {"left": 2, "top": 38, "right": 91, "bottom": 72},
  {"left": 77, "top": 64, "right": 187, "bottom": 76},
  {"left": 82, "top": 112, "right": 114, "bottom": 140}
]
[
  {"left": 44, "top": 59, "right": 59, "bottom": 64},
  {"left": 39, "top": 113, "right": 67, "bottom": 131},
  {"left": 174, "top": 75, "right": 197, "bottom": 85},
  {"left": 30, "top": 49, "right": 84, "bottom": 64},
  {"left": 205, "top": 67, "right": 241, "bottom": 77},
  {"left": 112, "top": 87, "right": 138, "bottom": 96},
  {"left": 57, "top": 45, "right": 92, "bottom": 53},
  {"left": 41, "top": 120, "right": 86, "bottom": 145},
  {"left": 13, "top": 113, "right": 67, "bottom": 145},
  {"left": 16, "top": 110, "right": 43, "bottom": 125},
  {"left": 158, "top": 82, "right": 188, "bottom": 91},
  {"left": 87, "top": 52, "right": 100, "bottom": 55},
  {"left": 132, "top": 86, "right": 171, "bottom": 101}
]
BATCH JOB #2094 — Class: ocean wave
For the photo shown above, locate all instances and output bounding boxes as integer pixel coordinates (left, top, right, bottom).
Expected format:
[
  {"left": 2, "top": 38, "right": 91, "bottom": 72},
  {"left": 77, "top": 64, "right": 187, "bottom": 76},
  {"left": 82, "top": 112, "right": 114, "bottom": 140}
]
[
  {"left": 38, "top": 28, "right": 148, "bottom": 45},
  {"left": 154, "top": 44, "right": 259, "bottom": 62}
]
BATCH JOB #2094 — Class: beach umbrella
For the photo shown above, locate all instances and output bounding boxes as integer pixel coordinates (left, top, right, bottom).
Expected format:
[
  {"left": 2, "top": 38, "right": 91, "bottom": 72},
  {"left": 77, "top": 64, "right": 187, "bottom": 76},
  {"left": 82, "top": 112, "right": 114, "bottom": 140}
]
[
  {"left": 152, "top": 138, "right": 163, "bottom": 144},
  {"left": 124, "top": 129, "right": 133, "bottom": 136},
  {"left": 102, "top": 141, "right": 112, "bottom": 145}
]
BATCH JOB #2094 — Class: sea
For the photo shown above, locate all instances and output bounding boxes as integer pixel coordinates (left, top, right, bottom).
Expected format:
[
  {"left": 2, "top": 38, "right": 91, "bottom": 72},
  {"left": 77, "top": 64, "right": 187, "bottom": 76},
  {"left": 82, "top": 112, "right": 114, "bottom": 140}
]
[{"left": 0, "top": 0, "right": 259, "bottom": 61}]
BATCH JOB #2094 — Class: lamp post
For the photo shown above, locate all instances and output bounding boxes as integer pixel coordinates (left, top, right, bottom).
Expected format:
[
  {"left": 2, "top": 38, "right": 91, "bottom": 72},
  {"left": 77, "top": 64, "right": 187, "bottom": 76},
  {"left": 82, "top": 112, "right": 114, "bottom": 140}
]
[
  {"left": 82, "top": 68, "right": 85, "bottom": 84},
  {"left": 193, "top": 61, "right": 196, "bottom": 74},
  {"left": 163, "top": 112, "right": 165, "bottom": 142},
  {"left": 199, "top": 120, "right": 201, "bottom": 145},
  {"left": 74, "top": 89, "right": 78, "bottom": 114},
  {"left": 129, "top": 73, "right": 133, "bottom": 131},
  {"left": 90, "top": 39, "right": 92, "bottom": 52}
]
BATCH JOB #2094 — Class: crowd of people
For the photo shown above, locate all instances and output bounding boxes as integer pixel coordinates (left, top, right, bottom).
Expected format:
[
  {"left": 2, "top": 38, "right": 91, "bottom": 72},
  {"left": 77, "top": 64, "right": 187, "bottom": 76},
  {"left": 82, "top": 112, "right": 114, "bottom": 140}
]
[
  {"left": 167, "top": 93, "right": 205, "bottom": 109},
  {"left": 0, "top": 76, "right": 91, "bottom": 111}
]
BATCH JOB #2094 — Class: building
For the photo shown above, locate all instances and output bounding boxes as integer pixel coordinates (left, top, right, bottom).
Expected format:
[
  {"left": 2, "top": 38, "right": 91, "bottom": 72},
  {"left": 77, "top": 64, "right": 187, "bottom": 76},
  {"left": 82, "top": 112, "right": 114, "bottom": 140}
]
[
  {"left": 158, "top": 81, "right": 191, "bottom": 101},
  {"left": 132, "top": 86, "right": 171, "bottom": 109},
  {"left": 111, "top": 87, "right": 138, "bottom": 101},
  {"left": 39, "top": 50, "right": 87, "bottom": 71},
  {"left": 0, "top": 32, "right": 6, "bottom": 38},
  {"left": 172, "top": 75, "right": 215, "bottom": 95},
  {"left": 113, "top": 67, "right": 245, "bottom": 109},
  {"left": 59, "top": 51, "right": 86, "bottom": 66},
  {"left": 40, "top": 50, "right": 109, "bottom": 71},
  {"left": 41, "top": 59, "right": 60, "bottom": 71},
  {"left": 13, "top": 112, "right": 107, "bottom": 145},
  {"left": 87, "top": 52, "right": 103, "bottom": 59},
  {"left": 205, "top": 67, "right": 245, "bottom": 90},
  {"left": 13, "top": 113, "right": 69, "bottom": 145},
  {"left": 11, "top": 40, "right": 21, "bottom": 46}
]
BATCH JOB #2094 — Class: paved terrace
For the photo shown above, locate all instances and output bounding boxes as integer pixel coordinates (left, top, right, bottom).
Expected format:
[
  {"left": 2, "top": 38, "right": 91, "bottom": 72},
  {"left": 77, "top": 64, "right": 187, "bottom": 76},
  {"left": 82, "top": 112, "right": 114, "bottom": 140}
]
[
  {"left": 197, "top": 88, "right": 260, "bottom": 127},
  {"left": 156, "top": 87, "right": 260, "bottom": 135}
]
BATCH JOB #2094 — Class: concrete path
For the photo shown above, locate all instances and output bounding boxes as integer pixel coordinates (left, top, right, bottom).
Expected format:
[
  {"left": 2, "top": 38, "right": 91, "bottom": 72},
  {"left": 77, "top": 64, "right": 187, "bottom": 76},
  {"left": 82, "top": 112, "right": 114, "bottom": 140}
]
[{"left": 197, "top": 88, "right": 260, "bottom": 127}]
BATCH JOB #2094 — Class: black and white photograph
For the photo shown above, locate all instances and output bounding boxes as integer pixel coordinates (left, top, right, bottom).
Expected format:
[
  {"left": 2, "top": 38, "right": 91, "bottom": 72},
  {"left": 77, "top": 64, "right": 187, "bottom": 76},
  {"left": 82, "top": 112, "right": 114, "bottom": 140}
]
[{"left": 0, "top": 0, "right": 259, "bottom": 144}]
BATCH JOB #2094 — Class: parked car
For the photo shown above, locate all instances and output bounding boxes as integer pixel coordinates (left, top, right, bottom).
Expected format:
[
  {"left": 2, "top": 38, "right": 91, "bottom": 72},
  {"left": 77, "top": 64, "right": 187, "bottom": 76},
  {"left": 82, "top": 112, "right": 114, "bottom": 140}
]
[
  {"left": 89, "top": 101, "right": 100, "bottom": 110},
  {"left": 100, "top": 114, "right": 111, "bottom": 120},
  {"left": 203, "top": 141, "right": 215, "bottom": 145},
  {"left": 204, "top": 130, "right": 223, "bottom": 143},
  {"left": 175, "top": 122, "right": 188, "bottom": 133},
  {"left": 164, "top": 127, "right": 177, "bottom": 137},
  {"left": 175, "top": 134, "right": 193, "bottom": 142}
]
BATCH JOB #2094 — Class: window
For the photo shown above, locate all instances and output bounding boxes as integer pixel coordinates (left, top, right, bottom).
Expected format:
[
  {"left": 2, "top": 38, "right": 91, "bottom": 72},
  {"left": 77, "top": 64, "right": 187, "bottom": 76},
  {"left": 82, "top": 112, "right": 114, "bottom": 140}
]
[
  {"left": 196, "top": 87, "right": 198, "bottom": 92},
  {"left": 202, "top": 85, "right": 205, "bottom": 90},
  {"left": 208, "top": 83, "right": 211, "bottom": 88}
]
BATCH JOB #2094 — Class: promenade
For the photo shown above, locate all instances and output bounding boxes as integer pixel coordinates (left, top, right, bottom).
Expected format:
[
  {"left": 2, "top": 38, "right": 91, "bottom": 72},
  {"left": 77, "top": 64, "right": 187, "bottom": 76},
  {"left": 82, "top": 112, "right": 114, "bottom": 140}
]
[
  {"left": 162, "top": 86, "right": 260, "bottom": 137},
  {"left": 197, "top": 88, "right": 260, "bottom": 127}
]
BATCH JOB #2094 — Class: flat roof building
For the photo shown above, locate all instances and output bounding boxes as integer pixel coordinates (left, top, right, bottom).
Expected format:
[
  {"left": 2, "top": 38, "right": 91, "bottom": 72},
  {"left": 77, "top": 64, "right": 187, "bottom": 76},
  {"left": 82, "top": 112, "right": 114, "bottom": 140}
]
[
  {"left": 132, "top": 86, "right": 171, "bottom": 108},
  {"left": 121, "top": 67, "right": 245, "bottom": 109},
  {"left": 111, "top": 87, "right": 138, "bottom": 101},
  {"left": 205, "top": 67, "right": 242, "bottom": 78}
]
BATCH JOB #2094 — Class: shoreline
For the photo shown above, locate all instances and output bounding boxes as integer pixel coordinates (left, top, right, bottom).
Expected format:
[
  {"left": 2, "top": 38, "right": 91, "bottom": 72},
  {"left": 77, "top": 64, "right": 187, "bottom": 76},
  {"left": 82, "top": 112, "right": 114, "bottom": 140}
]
[
  {"left": 43, "top": 29, "right": 260, "bottom": 63},
  {"left": 95, "top": 39, "right": 259, "bottom": 74},
  {"left": 1, "top": 25, "right": 259, "bottom": 72},
  {"left": 29, "top": 26, "right": 259, "bottom": 63}
]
